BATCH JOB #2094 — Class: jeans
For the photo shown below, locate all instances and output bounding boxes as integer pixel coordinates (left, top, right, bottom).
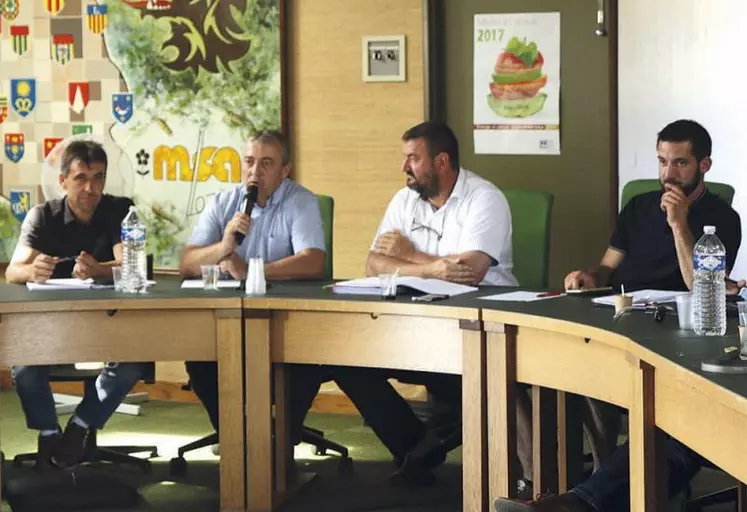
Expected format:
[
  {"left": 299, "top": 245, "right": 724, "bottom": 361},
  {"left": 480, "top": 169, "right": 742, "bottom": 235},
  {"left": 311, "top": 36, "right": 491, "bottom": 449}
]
[
  {"left": 11, "top": 363, "right": 147, "bottom": 431},
  {"left": 186, "top": 361, "right": 326, "bottom": 444},
  {"left": 571, "top": 438, "right": 708, "bottom": 511}
]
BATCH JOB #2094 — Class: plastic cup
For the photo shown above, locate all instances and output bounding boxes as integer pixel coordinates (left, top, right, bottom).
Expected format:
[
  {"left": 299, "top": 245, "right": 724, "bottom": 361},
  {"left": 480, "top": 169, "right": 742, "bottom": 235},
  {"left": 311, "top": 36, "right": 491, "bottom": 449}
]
[
  {"left": 675, "top": 294, "right": 693, "bottom": 331},
  {"left": 112, "top": 266, "right": 122, "bottom": 291},
  {"left": 738, "top": 302, "right": 747, "bottom": 359},
  {"left": 614, "top": 294, "right": 633, "bottom": 314},
  {"left": 201, "top": 264, "right": 220, "bottom": 291}
]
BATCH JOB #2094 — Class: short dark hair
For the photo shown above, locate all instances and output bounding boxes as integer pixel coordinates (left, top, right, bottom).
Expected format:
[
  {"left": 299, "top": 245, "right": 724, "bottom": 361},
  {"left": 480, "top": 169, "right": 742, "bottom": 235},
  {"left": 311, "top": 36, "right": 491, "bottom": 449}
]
[
  {"left": 61, "top": 140, "right": 108, "bottom": 177},
  {"left": 657, "top": 120, "right": 712, "bottom": 161},
  {"left": 402, "top": 121, "right": 460, "bottom": 171},
  {"left": 250, "top": 130, "right": 291, "bottom": 166}
]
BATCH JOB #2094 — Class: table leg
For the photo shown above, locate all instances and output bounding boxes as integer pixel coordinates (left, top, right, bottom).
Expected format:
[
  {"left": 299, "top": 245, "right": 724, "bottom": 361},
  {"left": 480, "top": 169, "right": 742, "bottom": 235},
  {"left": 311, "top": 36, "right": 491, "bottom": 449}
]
[
  {"left": 462, "top": 325, "right": 488, "bottom": 512},
  {"left": 217, "top": 311, "right": 246, "bottom": 512},
  {"left": 556, "top": 391, "right": 584, "bottom": 492},
  {"left": 487, "top": 324, "right": 520, "bottom": 503},
  {"left": 532, "top": 385, "right": 558, "bottom": 495},
  {"left": 245, "top": 314, "right": 273, "bottom": 512}
]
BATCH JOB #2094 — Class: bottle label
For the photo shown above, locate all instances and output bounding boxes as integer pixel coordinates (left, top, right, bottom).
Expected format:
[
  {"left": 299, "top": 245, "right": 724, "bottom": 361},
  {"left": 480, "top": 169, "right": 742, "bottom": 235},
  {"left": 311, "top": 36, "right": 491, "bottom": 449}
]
[
  {"left": 121, "top": 226, "right": 146, "bottom": 243},
  {"left": 694, "top": 254, "right": 725, "bottom": 272}
]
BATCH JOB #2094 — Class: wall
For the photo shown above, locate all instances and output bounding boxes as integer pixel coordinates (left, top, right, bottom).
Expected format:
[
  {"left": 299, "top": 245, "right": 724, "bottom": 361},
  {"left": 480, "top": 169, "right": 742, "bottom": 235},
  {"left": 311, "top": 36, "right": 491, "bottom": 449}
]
[
  {"left": 619, "top": 0, "right": 747, "bottom": 278},
  {"left": 442, "top": 0, "right": 615, "bottom": 286},
  {"left": 286, "top": 0, "right": 425, "bottom": 279}
]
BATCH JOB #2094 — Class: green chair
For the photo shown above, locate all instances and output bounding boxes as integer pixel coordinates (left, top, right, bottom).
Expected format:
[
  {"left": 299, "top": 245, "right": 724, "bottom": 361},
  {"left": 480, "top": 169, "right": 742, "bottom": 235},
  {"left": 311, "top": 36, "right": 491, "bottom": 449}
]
[
  {"left": 317, "top": 195, "right": 334, "bottom": 280},
  {"left": 502, "top": 189, "right": 554, "bottom": 288},
  {"left": 620, "top": 179, "right": 735, "bottom": 209}
]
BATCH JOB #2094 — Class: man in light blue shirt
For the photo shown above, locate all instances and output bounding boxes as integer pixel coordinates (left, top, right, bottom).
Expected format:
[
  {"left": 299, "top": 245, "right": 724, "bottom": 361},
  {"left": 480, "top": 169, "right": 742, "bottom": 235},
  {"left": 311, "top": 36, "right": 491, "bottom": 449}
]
[{"left": 180, "top": 130, "right": 325, "bottom": 436}]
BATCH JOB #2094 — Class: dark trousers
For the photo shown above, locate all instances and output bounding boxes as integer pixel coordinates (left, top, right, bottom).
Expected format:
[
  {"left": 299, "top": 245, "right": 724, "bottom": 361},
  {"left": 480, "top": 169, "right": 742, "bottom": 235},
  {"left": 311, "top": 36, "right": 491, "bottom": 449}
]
[
  {"left": 331, "top": 366, "right": 460, "bottom": 462},
  {"left": 571, "top": 437, "right": 708, "bottom": 511},
  {"left": 185, "top": 362, "right": 326, "bottom": 444}
]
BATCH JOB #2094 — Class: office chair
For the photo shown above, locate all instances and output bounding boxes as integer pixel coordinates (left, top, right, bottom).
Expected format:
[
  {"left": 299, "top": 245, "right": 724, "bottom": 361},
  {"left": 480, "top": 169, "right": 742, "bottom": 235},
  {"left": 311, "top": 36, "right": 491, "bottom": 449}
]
[
  {"left": 401, "top": 189, "right": 556, "bottom": 471},
  {"left": 170, "top": 195, "right": 352, "bottom": 477},
  {"left": 13, "top": 365, "right": 158, "bottom": 474},
  {"left": 620, "top": 179, "right": 735, "bottom": 209}
]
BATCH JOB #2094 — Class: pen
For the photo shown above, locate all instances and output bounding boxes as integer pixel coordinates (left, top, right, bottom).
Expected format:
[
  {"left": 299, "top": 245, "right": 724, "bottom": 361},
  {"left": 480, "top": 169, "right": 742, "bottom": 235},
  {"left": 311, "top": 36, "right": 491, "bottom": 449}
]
[
  {"left": 537, "top": 291, "right": 563, "bottom": 298},
  {"left": 56, "top": 256, "right": 76, "bottom": 263}
]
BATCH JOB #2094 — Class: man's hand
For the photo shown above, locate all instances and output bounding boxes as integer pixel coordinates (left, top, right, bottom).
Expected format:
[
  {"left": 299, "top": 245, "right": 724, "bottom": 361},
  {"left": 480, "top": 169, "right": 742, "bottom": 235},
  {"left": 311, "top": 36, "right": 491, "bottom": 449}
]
[
  {"left": 564, "top": 270, "right": 598, "bottom": 290},
  {"left": 221, "top": 212, "right": 252, "bottom": 256},
  {"left": 727, "top": 278, "right": 746, "bottom": 295},
  {"left": 219, "top": 253, "right": 247, "bottom": 280},
  {"left": 373, "top": 232, "right": 416, "bottom": 261},
  {"left": 427, "top": 256, "right": 476, "bottom": 284},
  {"left": 30, "top": 253, "right": 58, "bottom": 282},
  {"left": 661, "top": 184, "right": 689, "bottom": 231},
  {"left": 72, "top": 251, "right": 102, "bottom": 280}
]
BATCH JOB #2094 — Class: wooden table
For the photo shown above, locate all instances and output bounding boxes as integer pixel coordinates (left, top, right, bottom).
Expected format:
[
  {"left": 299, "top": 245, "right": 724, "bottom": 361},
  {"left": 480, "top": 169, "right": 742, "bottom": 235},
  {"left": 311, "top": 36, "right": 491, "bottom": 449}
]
[
  {"left": 242, "top": 284, "right": 488, "bottom": 512},
  {"left": 0, "top": 282, "right": 246, "bottom": 512},
  {"left": 481, "top": 294, "right": 747, "bottom": 512}
]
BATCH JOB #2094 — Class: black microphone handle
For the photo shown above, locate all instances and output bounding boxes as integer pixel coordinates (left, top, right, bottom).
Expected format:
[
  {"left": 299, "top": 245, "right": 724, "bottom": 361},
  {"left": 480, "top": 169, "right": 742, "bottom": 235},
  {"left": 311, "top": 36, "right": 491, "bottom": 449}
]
[{"left": 234, "top": 186, "right": 258, "bottom": 245}]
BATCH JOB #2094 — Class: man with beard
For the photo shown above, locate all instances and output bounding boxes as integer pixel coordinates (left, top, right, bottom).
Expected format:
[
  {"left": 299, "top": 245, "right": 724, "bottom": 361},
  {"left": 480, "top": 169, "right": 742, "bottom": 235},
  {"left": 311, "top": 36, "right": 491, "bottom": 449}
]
[
  {"left": 494, "top": 119, "right": 743, "bottom": 512},
  {"left": 330, "top": 121, "right": 521, "bottom": 486}
]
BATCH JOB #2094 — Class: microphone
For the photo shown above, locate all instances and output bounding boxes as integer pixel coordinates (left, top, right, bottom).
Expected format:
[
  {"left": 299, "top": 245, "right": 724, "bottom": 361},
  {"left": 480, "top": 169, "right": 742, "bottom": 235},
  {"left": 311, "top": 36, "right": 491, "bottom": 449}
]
[{"left": 235, "top": 185, "right": 258, "bottom": 245}]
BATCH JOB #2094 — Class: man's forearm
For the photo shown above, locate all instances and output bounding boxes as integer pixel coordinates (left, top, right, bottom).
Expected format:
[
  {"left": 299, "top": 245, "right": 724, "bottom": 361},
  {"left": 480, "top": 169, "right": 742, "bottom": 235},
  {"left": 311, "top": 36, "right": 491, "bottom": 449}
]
[
  {"left": 265, "top": 251, "right": 325, "bottom": 281},
  {"left": 366, "top": 252, "right": 431, "bottom": 278},
  {"left": 5, "top": 263, "right": 33, "bottom": 284},
  {"left": 590, "top": 266, "right": 615, "bottom": 287},
  {"left": 180, "top": 243, "right": 228, "bottom": 277},
  {"left": 672, "top": 225, "right": 696, "bottom": 290}
]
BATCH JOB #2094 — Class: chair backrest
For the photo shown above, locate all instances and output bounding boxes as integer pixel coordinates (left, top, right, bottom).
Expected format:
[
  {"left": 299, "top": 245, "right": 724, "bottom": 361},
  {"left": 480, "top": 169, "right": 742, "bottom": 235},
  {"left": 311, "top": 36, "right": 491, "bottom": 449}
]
[
  {"left": 317, "top": 195, "right": 334, "bottom": 280},
  {"left": 502, "top": 189, "right": 554, "bottom": 288},
  {"left": 620, "top": 179, "right": 735, "bottom": 209}
]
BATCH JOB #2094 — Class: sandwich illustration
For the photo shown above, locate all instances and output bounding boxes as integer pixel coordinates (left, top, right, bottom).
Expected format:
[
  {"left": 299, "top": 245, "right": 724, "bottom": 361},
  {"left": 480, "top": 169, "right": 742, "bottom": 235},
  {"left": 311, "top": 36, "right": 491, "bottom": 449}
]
[{"left": 488, "top": 37, "right": 548, "bottom": 118}]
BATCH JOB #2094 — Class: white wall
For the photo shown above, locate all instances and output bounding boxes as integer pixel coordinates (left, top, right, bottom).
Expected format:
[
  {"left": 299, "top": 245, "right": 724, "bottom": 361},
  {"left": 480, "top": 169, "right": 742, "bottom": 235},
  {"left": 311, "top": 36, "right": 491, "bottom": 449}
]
[{"left": 619, "top": 0, "right": 747, "bottom": 277}]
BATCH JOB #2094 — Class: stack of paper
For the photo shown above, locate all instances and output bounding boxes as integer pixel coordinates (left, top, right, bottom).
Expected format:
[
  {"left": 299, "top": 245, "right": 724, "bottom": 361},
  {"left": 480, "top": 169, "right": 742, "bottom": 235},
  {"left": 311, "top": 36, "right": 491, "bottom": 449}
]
[
  {"left": 331, "top": 276, "right": 477, "bottom": 297},
  {"left": 592, "top": 289, "right": 688, "bottom": 307},
  {"left": 27, "top": 278, "right": 104, "bottom": 291},
  {"left": 181, "top": 279, "right": 243, "bottom": 290}
]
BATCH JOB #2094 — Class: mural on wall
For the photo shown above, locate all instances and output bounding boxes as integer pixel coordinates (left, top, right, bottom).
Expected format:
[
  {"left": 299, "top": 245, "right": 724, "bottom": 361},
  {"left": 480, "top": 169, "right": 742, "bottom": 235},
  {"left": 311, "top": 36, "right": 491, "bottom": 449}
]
[{"left": 0, "top": 0, "right": 282, "bottom": 267}]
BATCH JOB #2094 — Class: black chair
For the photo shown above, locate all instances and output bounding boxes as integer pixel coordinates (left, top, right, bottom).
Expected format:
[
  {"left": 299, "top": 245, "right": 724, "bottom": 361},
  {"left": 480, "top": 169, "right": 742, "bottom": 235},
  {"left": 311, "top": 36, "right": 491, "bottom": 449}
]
[
  {"left": 168, "top": 382, "right": 352, "bottom": 476},
  {"left": 686, "top": 482, "right": 746, "bottom": 511},
  {"left": 12, "top": 365, "right": 158, "bottom": 474}
]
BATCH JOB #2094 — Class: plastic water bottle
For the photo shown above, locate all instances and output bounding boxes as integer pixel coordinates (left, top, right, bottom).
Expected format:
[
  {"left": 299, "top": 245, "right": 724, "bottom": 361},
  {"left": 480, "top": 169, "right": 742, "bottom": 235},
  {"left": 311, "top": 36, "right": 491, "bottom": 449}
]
[
  {"left": 120, "top": 205, "right": 147, "bottom": 293},
  {"left": 692, "top": 225, "right": 726, "bottom": 336}
]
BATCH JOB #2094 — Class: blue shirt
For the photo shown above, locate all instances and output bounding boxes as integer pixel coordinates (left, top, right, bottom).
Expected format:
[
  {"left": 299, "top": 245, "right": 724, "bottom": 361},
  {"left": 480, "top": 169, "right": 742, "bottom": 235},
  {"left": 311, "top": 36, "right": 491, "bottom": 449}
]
[{"left": 187, "top": 180, "right": 325, "bottom": 263}]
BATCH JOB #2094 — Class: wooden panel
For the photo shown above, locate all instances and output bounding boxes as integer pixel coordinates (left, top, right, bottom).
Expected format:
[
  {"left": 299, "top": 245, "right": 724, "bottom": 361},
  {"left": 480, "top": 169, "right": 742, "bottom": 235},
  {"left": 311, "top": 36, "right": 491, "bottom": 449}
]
[
  {"left": 514, "top": 327, "right": 634, "bottom": 408},
  {"left": 655, "top": 365, "right": 747, "bottom": 484},
  {"left": 287, "top": 0, "right": 425, "bottom": 279},
  {"left": 270, "top": 311, "right": 462, "bottom": 374},
  {"left": 0, "top": 310, "right": 217, "bottom": 365},
  {"left": 487, "top": 327, "right": 519, "bottom": 501},
  {"left": 245, "top": 316, "right": 273, "bottom": 512},
  {"left": 462, "top": 329, "right": 488, "bottom": 512},
  {"left": 217, "top": 316, "right": 246, "bottom": 512}
]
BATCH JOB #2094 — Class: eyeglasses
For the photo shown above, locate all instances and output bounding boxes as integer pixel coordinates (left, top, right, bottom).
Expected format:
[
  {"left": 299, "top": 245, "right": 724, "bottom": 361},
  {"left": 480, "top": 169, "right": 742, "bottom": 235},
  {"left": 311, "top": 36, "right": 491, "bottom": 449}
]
[{"left": 411, "top": 220, "right": 443, "bottom": 241}]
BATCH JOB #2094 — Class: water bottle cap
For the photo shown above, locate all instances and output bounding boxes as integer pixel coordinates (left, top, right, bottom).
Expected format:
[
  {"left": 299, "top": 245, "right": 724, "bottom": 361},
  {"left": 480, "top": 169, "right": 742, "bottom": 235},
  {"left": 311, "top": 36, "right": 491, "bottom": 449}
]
[{"left": 704, "top": 225, "right": 716, "bottom": 235}]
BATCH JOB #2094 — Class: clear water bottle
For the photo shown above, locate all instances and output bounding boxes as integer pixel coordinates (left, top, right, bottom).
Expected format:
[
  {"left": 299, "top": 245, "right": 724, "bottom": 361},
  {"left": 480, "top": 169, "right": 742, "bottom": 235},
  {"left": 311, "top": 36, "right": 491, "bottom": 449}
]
[
  {"left": 120, "top": 205, "right": 147, "bottom": 293},
  {"left": 692, "top": 225, "right": 726, "bottom": 336}
]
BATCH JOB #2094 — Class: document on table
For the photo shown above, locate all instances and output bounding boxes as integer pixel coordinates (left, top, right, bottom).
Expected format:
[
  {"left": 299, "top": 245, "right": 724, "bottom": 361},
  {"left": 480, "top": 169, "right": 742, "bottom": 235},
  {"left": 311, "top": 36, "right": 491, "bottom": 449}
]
[
  {"left": 478, "top": 291, "right": 565, "bottom": 302},
  {"left": 181, "top": 279, "right": 243, "bottom": 290},
  {"left": 592, "top": 289, "right": 688, "bottom": 307},
  {"left": 331, "top": 276, "right": 478, "bottom": 297},
  {"left": 26, "top": 278, "right": 108, "bottom": 291}
]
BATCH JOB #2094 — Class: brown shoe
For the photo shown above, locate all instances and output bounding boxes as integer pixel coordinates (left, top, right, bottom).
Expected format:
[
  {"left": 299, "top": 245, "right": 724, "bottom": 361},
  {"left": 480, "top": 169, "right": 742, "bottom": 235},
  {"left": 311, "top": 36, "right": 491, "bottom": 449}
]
[
  {"left": 35, "top": 431, "right": 61, "bottom": 471},
  {"left": 51, "top": 420, "right": 89, "bottom": 468},
  {"left": 494, "top": 494, "right": 592, "bottom": 512}
]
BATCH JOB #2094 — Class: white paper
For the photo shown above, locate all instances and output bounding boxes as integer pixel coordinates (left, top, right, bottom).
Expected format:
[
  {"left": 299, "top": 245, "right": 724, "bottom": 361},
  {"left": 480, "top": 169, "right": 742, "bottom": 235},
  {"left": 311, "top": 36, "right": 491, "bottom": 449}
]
[
  {"left": 332, "top": 277, "right": 477, "bottom": 297},
  {"left": 479, "top": 291, "right": 565, "bottom": 302},
  {"left": 181, "top": 279, "right": 242, "bottom": 290},
  {"left": 592, "top": 289, "right": 689, "bottom": 307},
  {"left": 27, "top": 278, "right": 96, "bottom": 291},
  {"left": 473, "top": 12, "right": 561, "bottom": 155}
]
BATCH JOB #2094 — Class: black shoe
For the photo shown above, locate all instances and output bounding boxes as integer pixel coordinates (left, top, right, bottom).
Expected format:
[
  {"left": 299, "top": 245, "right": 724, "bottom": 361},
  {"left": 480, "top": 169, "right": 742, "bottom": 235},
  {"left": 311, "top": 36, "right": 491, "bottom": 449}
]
[
  {"left": 389, "top": 431, "right": 447, "bottom": 487},
  {"left": 52, "top": 420, "right": 89, "bottom": 468},
  {"left": 35, "top": 431, "right": 61, "bottom": 471},
  {"left": 517, "top": 478, "right": 534, "bottom": 501}
]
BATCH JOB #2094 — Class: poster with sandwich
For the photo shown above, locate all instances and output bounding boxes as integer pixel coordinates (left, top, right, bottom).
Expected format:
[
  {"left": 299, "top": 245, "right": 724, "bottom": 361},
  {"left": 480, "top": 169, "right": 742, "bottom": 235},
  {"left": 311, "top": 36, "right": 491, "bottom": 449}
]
[{"left": 473, "top": 12, "right": 560, "bottom": 155}]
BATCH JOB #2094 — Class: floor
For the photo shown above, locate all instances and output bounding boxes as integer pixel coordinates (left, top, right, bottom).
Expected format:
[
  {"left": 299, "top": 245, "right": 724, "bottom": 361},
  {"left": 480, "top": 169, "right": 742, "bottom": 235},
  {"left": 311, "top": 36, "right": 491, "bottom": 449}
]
[{"left": 0, "top": 391, "right": 737, "bottom": 511}]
